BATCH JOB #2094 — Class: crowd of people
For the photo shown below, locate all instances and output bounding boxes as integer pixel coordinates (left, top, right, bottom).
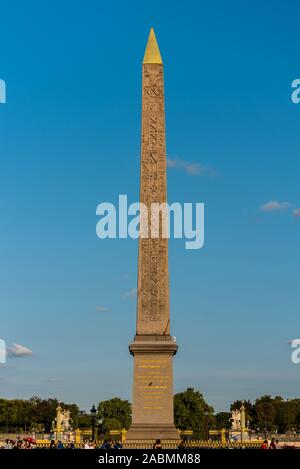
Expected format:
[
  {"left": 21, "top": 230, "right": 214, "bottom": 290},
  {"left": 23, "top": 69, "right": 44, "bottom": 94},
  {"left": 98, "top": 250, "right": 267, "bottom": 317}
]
[
  {"left": 260, "top": 438, "right": 279, "bottom": 449},
  {"left": 0, "top": 437, "right": 197, "bottom": 450},
  {"left": 85, "top": 439, "right": 123, "bottom": 449},
  {"left": 0, "top": 436, "right": 296, "bottom": 450},
  {"left": 0, "top": 438, "right": 124, "bottom": 450},
  {"left": 1, "top": 438, "right": 36, "bottom": 449}
]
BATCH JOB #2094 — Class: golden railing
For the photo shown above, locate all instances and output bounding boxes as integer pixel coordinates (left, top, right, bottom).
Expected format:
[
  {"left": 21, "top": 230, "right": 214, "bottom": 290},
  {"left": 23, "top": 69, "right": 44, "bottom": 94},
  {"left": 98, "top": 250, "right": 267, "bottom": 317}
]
[
  {"left": 122, "top": 440, "right": 262, "bottom": 449},
  {"left": 35, "top": 439, "right": 262, "bottom": 449}
]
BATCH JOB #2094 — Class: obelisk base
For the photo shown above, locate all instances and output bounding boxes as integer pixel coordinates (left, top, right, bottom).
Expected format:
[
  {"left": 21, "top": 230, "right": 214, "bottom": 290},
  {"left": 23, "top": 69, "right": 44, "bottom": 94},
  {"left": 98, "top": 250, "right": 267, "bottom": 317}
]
[
  {"left": 127, "top": 338, "right": 178, "bottom": 441},
  {"left": 126, "top": 423, "right": 179, "bottom": 440}
]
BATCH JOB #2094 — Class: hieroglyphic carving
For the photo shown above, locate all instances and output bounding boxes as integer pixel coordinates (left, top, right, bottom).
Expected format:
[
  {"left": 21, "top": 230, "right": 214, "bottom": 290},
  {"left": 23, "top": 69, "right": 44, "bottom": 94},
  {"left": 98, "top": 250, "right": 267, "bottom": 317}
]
[{"left": 137, "top": 62, "right": 170, "bottom": 333}]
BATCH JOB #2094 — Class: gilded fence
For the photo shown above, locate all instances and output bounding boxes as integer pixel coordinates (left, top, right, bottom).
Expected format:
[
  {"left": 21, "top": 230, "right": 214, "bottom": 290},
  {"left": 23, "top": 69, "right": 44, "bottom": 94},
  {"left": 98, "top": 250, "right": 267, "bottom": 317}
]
[{"left": 34, "top": 439, "right": 262, "bottom": 449}]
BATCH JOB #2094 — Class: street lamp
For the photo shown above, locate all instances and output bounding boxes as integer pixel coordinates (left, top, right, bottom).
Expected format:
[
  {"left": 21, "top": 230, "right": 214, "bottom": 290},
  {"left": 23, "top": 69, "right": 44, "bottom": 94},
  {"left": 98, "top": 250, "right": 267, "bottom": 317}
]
[
  {"left": 204, "top": 410, "right": 209, "bottom": 440},
  {"left": 91, "top": 405, "right": 97, "bottom": 441},
  {"left": 264, "top": 421, "right": 268, "bottom": 440},
  {"left": 240, "top": 403, "right": 245, "bottom": 444},
  {"left": 247, "top": 420, "right": 251, "bottom": 441}
]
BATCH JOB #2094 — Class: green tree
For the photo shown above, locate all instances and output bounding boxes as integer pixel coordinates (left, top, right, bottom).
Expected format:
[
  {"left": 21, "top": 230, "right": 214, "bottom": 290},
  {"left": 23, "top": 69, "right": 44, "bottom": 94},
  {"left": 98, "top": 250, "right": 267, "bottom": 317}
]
[
  {"left": 174, "top": 388, "right": 214, "bottom": 439},
  {"left": 293, "top": 402, "right": 300, "bottom": 432},
  {"left": 215, "top": 412, "right": 231, "bottom": 430},
  {"left": 0, "top": 397, "right": 80, "bottom": 433},
  {"left": 78, "top": 413, "right": 92, "bottom": 429},
  {"left": 254, "top": 395, "right": 277, "bottom": 432},
  {"left": 228, "top": 395, "right": 300, "bottom": 434},
  {"left": 97, "top": 398, "right": 131, "bottom": 433}
]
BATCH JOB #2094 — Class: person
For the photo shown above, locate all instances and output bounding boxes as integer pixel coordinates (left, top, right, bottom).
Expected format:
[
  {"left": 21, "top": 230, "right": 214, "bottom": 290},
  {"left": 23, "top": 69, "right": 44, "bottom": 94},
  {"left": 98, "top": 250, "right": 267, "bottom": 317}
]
[
  {"left": 261, "top": 440, "right": 268, "bottom": 449},
  {"left": 101, "top": 439, "right": 112, "bottom": 449},
  {"left": 84, "top": 440, "right": 92, "bottom": 449},
  {"left": 57, "top": 440, "right": 64, "bottom": 449},
  {"left": 49, "top": 440, "right": 56, "bottom": 449},
  {"left": 153, "top": 439, "right": 162, "bottom": 449},
  {"left": 114, "top": 440, "right": 123, "bottom": 449},
  {"left": 269, "top": 438, "right": 277, "bottom": 449},
  {"left": 4, "top": 439, "right": 13, "bottom": 449}
]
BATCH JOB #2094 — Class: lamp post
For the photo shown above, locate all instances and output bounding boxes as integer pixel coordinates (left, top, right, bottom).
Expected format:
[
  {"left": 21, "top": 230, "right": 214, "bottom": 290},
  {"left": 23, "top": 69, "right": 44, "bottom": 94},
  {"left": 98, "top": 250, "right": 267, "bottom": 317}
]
[
  {"left": 264, "top": 421, "right": 268, "bottom": 440},
  {"left": 204, "top": 410, "right": 209, "bottom": 440},
  {"left": 247, "top": 420, "right": 251, "bottom": 441},
  {"left": 240, "top": 403, "right": 245, "bottom": 444},
  {"left": 91, "top": 405, "right": 96, "bottom": 441}
]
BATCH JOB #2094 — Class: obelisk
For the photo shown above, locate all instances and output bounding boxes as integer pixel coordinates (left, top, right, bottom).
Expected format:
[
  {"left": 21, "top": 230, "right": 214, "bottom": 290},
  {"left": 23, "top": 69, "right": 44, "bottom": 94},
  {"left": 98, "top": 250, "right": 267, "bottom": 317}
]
[{"left": 126, "top": 28, "right": 178, "bottom": 441}]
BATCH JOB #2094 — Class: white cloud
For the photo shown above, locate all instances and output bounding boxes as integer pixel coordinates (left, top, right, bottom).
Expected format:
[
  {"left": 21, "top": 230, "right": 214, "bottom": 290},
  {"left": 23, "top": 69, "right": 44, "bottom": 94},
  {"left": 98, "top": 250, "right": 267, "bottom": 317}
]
[
  {"left": 292, "top": 208, "right": 300, "bottom": 218},
  {"left": 121, "top": 273, "right": 133, "bottom": 280},
  {"left": 167, "top": 158, "right": 215, "bottom": 176},
  {"left": 260, "top": 200, "right": 291, "bottom": 212},
  {"left": 122, "top": 288, "right": 137, "bottom": 299},
  {"left": 96, "top": 305, "right": 109, "bottom": 312},
  {"left": 7, "top": 343, "right": 32, "bottom": 358}
]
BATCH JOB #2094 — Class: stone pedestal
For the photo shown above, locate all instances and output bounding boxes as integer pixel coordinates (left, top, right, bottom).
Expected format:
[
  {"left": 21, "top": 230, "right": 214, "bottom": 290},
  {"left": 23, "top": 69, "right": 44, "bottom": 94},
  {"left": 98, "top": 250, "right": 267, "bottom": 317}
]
[{"left": 126, "top": 337, "right": 178, "bottom": 440}]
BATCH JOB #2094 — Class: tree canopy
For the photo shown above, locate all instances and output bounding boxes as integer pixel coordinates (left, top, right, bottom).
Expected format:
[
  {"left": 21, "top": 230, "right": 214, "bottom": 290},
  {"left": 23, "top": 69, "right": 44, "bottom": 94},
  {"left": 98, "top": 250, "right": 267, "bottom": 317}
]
[
  {"left": 0, "top": 397, "right": 79, "bottom": 433},
  {"left": 174, "top": 387, "right": 214, "bottom": 438},
  {"left": 97, "top": 397, "right": 132, "bottom": 433},
  {"left": 1, "top": 391, "right": 300, "bottom": 435}
]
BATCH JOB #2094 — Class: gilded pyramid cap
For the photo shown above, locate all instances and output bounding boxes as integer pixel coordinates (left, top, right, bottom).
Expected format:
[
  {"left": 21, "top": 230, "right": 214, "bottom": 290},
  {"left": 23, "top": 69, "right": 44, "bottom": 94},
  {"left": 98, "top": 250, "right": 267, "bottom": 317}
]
[{"left": 143, "top": 28, "right": 162, "bottom": 64}]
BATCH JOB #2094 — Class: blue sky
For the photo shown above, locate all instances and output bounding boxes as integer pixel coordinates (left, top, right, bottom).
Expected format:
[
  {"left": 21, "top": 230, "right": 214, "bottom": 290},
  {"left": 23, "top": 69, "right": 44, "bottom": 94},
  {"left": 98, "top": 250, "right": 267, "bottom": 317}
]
[{"left": 0, "top": 0, "right": 300, "bottom": 412}]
